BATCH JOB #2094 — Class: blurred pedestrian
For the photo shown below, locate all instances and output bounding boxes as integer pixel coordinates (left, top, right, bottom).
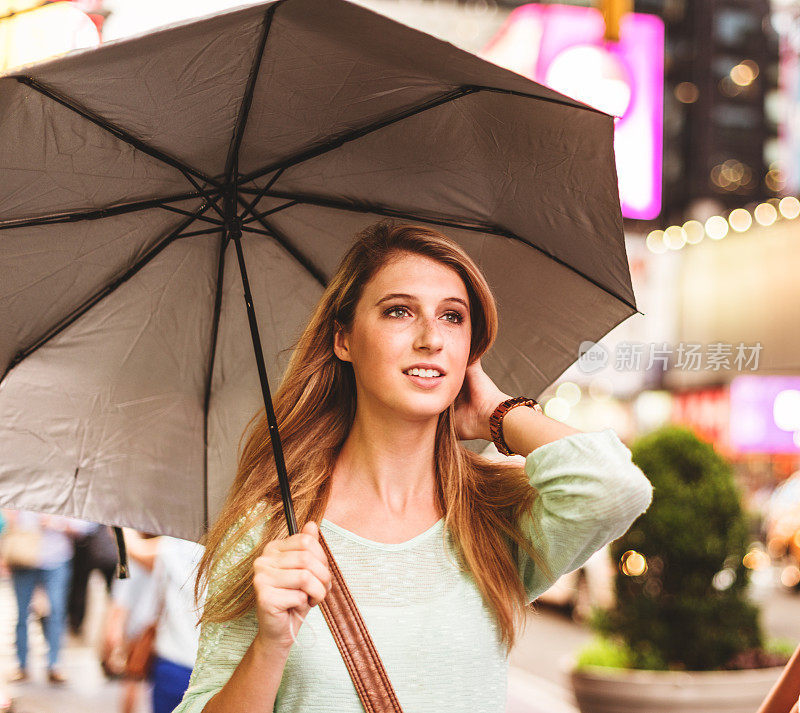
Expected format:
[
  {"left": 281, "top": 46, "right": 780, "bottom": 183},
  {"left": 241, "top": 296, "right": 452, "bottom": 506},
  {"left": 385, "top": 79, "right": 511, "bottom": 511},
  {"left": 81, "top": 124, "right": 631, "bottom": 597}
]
[
  {"left": 0, "top": 510, "right": 11, "bottom": 713},
  {"left": 103, "top": 529, "right": 203, "bottom": 713},
  {"left": 101, "top": 530, "right": 160, "bottom": 713},
  {"left": 122, "top": 531, "right": 204, "bottom": 713},
  {"left": 68, "top": 522, "right": 118, "bottom": 636},
  {"left": 1, "top": 509, "right": 94, "bottom": 684},
  {"left": 147, "top": 535, "right": 205, "bottom": 713}
]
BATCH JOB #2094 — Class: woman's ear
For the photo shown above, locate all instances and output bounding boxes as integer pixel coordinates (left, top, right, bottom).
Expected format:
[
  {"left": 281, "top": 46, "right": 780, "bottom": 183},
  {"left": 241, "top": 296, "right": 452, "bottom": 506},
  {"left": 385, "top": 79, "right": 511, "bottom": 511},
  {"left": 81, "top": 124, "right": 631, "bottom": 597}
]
[{"left": 333, "top": 320, "right": 350, "bottom": 362}]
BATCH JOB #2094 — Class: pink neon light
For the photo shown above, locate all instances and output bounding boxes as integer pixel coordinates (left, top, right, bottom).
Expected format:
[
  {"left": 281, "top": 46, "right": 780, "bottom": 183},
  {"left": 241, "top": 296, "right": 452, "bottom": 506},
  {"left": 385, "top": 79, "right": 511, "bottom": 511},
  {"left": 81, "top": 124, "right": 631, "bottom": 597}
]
[{"left": 482, "top": 4, "right": 664, "bottom": 220}]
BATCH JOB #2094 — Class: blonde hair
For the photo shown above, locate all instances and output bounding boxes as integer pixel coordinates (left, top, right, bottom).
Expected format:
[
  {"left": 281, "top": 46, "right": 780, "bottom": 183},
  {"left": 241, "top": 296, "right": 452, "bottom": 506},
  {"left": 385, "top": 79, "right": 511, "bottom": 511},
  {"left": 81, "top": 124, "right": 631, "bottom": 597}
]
[{"left": 194, "top": 219, "right": 554, "bottom": 652}]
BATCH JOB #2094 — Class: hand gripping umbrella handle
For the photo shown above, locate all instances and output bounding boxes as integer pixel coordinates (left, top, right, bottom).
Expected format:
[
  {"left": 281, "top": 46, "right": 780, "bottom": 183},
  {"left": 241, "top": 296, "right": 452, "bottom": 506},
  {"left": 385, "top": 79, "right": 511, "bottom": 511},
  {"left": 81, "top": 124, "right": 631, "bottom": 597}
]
[{"left": 317, "top": 530, "right": 405, "bottom": 713}]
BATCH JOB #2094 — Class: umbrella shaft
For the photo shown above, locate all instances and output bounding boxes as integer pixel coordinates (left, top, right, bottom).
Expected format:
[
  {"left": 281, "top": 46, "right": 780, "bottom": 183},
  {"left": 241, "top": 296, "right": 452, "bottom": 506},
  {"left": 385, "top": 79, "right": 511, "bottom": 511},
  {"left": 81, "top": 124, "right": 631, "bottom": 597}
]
[{"left": 230, "top": 230, "right": 298, "bottom": 536}]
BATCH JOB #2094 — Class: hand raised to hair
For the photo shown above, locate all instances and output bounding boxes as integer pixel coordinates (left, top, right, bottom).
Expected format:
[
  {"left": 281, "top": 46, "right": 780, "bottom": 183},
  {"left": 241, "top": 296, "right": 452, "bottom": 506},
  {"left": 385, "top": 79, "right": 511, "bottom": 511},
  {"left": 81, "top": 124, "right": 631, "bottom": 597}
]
[{"left": 452, "top": 358, "right": 509, "bottom": 441}]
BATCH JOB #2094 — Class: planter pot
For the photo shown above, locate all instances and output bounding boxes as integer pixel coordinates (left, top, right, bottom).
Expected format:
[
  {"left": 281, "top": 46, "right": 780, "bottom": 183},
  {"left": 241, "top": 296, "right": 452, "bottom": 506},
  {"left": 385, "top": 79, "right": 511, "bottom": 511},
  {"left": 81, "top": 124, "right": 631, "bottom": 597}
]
[{"left": 565, "top": 659, "right": 785, "bottom": 713}]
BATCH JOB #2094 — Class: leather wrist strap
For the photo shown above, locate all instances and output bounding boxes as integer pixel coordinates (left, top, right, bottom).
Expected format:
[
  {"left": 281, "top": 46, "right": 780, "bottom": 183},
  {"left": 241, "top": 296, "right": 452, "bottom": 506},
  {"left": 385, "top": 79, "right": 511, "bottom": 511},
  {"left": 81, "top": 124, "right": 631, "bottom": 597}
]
[{"left": 317, "top": 530, "right": 405, "bottom": 712}]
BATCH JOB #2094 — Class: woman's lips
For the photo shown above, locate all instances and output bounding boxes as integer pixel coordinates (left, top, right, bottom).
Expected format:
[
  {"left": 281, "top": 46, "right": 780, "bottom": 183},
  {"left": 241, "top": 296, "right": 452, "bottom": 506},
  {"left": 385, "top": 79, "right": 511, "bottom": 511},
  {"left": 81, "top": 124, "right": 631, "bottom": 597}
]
[{"left": 403, "top": 371, "right": 444, "bottom": 389}]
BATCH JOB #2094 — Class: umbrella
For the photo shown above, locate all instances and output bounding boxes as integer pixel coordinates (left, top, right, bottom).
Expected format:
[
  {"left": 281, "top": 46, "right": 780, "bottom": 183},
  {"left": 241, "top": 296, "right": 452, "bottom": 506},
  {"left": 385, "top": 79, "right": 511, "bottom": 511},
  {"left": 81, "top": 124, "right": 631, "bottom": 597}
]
[{"left": 0, "top": 0, "right": 639, "bottom": 543}]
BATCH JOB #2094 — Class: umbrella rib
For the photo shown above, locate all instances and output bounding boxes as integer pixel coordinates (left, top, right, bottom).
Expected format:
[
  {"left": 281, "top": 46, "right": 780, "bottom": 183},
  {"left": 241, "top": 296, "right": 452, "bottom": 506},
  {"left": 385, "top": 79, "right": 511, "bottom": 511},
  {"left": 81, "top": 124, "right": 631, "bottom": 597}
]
[
  {"left": 477, "top": 85, "right": 610, "bottom": 117},
  {"left": 241, "top": 198, "right": 297, "bottom": 224},
  {"left": 235, "top": 195, "right": 327, "bottom": 288},
  {"left": 235, "top": 83, "right": 606, "bottom": 195},
  {"left": 0, "top": 190, "right": 225, "bottom": 231},
  {"left": 236, "top": 86, "right": 481, "bottom": 190},
  {"left": 177, "top": 170, "right": 227, "bottom": 222},
  {"left": 0, "top": 202, "right": 214, "bottom": 385},
  {"left": 156, "top": 204, "right": 224, "bottom": 225},
  {"left": 14, "top": 76, "right": 222, "bottom": 190},
  {"left": 201, "top": 230, "right": 228, "bottom": 533},
  {"left": 237, "top": 168, "right": 285, "bottom": 220},
  {"left": 240, "top": 225, "right": 272, "bottom": 237},
  {"left": 256, "top": 189, "right": 640, "bottom": 314},
  {"left": 224, "top": 2, "right": 281, "bottom": 184},
  {"left": 174, "top": 226, "right": 225, "bottom": 239}
]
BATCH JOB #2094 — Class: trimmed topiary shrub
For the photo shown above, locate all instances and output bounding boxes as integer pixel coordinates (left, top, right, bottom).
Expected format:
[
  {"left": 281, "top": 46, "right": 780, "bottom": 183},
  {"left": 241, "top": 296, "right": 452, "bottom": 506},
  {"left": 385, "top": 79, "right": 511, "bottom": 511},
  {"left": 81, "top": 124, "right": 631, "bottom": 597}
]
[{"left": 588, "top": 424, "right": 771, "bottom": 671}]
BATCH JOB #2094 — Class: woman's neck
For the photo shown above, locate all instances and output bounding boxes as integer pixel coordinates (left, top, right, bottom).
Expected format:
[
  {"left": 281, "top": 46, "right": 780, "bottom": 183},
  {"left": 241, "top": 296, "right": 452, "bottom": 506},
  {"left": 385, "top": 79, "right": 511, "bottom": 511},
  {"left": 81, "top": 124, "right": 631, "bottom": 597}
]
[{"left": 329, "top": 407, "right": 440, "bottom": 519}]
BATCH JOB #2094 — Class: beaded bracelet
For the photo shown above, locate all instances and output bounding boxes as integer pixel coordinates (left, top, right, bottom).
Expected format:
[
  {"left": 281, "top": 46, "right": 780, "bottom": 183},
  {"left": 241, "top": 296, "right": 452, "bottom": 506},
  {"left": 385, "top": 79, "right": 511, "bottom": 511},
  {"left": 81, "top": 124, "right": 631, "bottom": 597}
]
[{"left": 488, "top": 396, "right": 543, "bottom": 456}]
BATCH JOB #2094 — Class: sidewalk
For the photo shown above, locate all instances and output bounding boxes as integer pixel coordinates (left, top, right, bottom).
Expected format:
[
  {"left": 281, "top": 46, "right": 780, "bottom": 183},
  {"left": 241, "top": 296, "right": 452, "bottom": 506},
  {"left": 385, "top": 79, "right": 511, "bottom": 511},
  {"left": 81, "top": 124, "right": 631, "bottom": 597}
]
[
  {"left": 0, "top": 573, "right": 148, "bottom": 713},
  {"left": 507, "top": 665, "right": 580, "bottom": 713}
]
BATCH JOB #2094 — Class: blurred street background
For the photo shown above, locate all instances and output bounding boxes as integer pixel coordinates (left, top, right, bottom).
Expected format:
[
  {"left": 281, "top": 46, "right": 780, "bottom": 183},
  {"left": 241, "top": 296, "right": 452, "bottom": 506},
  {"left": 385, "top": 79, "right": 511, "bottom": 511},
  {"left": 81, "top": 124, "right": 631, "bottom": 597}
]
[{"left": 2, "top": 0, "right": 800, "bottom": 711}]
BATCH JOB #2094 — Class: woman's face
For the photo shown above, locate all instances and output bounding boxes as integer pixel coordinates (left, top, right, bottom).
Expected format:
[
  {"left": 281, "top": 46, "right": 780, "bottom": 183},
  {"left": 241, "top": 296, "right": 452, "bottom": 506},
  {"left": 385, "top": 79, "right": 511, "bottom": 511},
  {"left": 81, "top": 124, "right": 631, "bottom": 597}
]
[{"left": 334, "top": 252, "right": 472, "bottom": 422}]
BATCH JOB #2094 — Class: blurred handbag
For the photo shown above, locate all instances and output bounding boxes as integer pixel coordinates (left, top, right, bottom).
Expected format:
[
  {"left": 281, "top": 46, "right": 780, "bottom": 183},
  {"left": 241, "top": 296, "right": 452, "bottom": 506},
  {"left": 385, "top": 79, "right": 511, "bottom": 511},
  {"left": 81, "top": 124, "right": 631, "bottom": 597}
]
[
  {"left": 124, "top": 621, "right": 157, "bottom": 681},
  {"left": 756, "top": 641, "right": 800, "bottom": 713},
  {"left": 0, "top": 524, "right": 42, "bottom": 568},
  {"left": 124, "top": 554, "right": 165, "bottom": 681}
]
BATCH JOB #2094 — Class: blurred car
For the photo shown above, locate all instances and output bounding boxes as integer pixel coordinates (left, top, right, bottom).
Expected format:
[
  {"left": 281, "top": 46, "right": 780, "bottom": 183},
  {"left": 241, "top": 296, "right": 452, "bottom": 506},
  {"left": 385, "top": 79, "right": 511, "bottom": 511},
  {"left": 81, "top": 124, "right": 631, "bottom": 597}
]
[
  {"left": 764, "top": 469, "right": 800, "bottom": 592},
  {"left": 534, "top": 544, "right": 615, "bottom": 622}
]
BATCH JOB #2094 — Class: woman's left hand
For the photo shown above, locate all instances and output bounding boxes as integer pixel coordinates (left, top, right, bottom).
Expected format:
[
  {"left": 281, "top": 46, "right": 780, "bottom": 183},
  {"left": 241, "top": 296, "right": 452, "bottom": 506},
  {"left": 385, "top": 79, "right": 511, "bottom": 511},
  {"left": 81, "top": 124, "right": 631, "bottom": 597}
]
[{"left": 453, "top": 358, "right": 510, "bottom": 441}]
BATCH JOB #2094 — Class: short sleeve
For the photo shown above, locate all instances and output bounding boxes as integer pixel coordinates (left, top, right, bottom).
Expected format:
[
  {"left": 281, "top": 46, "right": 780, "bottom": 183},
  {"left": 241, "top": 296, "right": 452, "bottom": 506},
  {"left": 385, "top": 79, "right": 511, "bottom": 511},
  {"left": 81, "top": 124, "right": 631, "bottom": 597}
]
[
  {"left": 172, "top": 510, "right": 270, "bottom": 713},
  {"left": 517, "top": 428, "right": 654, "bottom": 603}
]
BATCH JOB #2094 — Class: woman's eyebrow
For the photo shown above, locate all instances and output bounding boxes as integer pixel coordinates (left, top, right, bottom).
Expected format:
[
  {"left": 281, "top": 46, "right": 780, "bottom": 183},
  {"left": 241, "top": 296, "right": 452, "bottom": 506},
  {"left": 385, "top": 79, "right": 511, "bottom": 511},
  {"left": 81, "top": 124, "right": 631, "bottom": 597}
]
[{"left": 375, "top": 293, "right": 469, "bottom": 310}]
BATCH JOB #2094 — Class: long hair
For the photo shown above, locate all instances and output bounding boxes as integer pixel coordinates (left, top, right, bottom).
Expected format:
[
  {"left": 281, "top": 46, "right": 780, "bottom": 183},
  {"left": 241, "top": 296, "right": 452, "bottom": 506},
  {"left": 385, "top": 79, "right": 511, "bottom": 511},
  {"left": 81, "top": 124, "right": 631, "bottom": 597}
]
[{"left": 193, "top": 219, "right": 554, "bottom": 652}]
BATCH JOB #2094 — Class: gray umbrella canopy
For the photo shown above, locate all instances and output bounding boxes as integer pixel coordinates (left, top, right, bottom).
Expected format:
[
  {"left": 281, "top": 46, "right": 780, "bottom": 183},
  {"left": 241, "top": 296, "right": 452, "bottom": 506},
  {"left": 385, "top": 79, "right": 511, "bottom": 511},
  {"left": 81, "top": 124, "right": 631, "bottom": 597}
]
[{"left": 0, "top": 0, "right": 638, "bottom": 542}]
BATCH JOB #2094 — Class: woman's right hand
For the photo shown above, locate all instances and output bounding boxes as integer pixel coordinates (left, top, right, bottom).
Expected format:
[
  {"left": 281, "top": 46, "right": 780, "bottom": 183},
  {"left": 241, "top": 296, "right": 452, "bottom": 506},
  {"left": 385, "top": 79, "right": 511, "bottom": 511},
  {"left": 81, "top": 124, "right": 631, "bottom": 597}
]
[{"left": 253, "top": 520, "right": 332, "bottom": 649}]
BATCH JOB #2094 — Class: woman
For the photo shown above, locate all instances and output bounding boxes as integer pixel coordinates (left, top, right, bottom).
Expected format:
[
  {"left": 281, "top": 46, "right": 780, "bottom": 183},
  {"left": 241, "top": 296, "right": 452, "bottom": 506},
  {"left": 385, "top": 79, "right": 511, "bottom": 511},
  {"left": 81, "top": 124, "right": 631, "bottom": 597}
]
[{"left": 173, "top": 220, "right": 654, "bottom": 713}]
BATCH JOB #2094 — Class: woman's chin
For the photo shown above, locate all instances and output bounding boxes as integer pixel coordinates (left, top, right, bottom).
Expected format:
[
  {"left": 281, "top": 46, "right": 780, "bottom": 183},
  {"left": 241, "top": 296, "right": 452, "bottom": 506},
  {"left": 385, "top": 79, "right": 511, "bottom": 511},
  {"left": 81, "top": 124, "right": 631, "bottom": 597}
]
[{"left": 401, "top": 396, "right": 453, "bottom": 419}]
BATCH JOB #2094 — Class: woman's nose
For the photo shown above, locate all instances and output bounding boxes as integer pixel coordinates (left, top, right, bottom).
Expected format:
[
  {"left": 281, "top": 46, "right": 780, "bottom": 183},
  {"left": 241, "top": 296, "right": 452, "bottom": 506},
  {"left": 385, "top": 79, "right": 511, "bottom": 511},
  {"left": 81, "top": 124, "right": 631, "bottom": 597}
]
[{"left": 414, "top": 317, "right": 445, "bottom": 350}]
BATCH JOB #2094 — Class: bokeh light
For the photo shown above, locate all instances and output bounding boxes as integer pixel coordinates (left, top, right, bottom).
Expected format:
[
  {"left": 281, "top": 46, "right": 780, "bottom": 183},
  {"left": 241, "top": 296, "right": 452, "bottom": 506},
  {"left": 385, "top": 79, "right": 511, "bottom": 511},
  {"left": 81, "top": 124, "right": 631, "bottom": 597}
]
[
  {"left": 646, "top": 229, "right": 668, "bottom": 253},
  {"left": 728, "top": 208, "right": 752, "bottom": 232},
  {"left": 664, "top": 225, "right": 687, "bottom": 249},
  {"left": 730, "top": 60, "right": 758, "bottom": 86},
  {"left": 754, "top": 202, "right": 778, "bottom": 226},
  {"left": 620, "top": 550, "right": 647, "bottom": 576},
  {"left": 544, "top": 397, "right": 570, "bottom": 421},
  {"left": 556, "top": 381, "right": 582, "bottom": 406},
  {"left": 743, "top": 548, "right": 771, "bottom": 570},
  {"left": 712, "top": 568, "right": 736, "bottom": 591},
  {"left": 779, "top": 196, "right": 800, "bottom": 219},
  {"left": 705, "top": 215, "right": 729, "bottom": 239},
  {"left": 674, "top": 81, "right": 699, "bottom": 103},
  {"left": 682, "top": 219, "right": 705, "bottom": 244},
  {"left": 781, "top": 565, "right": 800, "bottom": 588}
]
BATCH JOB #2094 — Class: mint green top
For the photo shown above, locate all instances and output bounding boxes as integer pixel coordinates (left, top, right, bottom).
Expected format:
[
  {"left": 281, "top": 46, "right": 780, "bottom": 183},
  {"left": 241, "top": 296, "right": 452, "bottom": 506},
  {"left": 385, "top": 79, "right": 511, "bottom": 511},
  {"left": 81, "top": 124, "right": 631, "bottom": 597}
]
[{"left": 173, "top": 428, "right": 653, "bottom": 713}]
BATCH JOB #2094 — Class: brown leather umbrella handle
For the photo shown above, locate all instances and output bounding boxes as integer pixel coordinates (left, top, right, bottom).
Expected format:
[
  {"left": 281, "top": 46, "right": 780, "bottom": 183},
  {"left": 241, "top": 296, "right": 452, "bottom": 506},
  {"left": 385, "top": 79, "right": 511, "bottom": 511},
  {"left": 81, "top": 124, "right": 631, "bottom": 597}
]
[{"left": 317, "top": 530, "right": 405, "bottom": 713}]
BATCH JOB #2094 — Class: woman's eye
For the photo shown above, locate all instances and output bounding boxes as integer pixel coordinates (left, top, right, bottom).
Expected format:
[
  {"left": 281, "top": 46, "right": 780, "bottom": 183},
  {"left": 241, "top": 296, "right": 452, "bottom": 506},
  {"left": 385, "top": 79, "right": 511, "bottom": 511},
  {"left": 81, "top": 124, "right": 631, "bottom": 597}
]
[
  {"left": 383, "top": 306, "right": 464, "bottom": 324},
  {"left": 384, "top": 306, "right": 410, "bottom": 318}
]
